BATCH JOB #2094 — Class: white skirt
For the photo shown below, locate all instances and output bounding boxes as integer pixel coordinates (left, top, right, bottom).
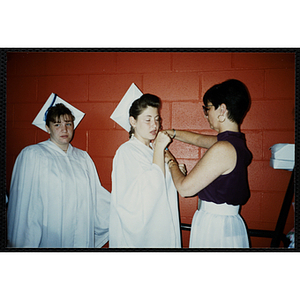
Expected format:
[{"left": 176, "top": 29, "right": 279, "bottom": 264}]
[{"left": 189, "top": 199, "right": 249, "bottom": 248}]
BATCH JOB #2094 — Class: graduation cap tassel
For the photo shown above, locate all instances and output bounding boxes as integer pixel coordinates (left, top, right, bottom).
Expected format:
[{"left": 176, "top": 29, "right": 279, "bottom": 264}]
[{"left": 43, "top": 93, "right": 57, "bottom": 121}]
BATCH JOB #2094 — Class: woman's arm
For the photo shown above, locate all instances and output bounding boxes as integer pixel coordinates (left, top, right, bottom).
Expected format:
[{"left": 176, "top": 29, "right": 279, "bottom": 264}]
[
  {"left": 164, "top": 129, "right": 217, "bottom": 149},
  {"left": 168, "top": 141, "right": 237, "bottom": 197},
  {"left": 153, "top": 131, "right": 171, "bottom": 175}
]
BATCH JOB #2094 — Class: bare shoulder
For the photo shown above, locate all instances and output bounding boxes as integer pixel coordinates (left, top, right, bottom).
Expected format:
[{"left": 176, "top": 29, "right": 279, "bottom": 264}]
[
  {"left": 203, "top": 141, "right": 236, "bottom": 173},
  {"left": 207, "top": 140, "right": 235, "bottom": 156},
  {"left": 181, "top": 139, "right": 236, "bottom": 196}
]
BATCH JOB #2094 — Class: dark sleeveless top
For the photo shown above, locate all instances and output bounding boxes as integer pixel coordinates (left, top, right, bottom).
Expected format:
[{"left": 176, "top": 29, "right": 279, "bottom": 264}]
[{"left": 198, "top": 131, "right": 252, "bottom": 206}]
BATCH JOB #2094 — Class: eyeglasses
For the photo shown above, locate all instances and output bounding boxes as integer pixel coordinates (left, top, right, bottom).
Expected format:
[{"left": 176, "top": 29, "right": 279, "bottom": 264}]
[{"left": 202, "top": 105, "right": 213, "bottom": 116}]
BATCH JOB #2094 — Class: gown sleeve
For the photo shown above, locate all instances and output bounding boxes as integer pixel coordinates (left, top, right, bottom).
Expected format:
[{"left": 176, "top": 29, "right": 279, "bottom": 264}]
[
  {"left": 85, "top": 153, "right": 111, "bottom": 248},
  {"left": 7, "top": 147, "right": 43, "bottom": 247}
]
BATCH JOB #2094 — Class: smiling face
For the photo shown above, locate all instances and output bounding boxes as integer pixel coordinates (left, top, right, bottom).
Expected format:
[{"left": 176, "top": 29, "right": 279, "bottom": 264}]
[
  {"left": 45, "top": 114, "right": 74, "bottom": 151},
  {"left": 129, "top": 106, "right": 160, "bottom": 146}
]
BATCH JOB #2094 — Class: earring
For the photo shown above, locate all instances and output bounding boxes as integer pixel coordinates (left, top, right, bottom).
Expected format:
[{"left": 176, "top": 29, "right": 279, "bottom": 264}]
[{"left": 217, "top": 115, "right": 226, "bottom": 123}]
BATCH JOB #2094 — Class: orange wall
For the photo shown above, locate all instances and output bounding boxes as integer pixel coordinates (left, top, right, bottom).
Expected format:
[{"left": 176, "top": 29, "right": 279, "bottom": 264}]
[{"left": 6, "top": 51, "right": 295, "bottom": 248}]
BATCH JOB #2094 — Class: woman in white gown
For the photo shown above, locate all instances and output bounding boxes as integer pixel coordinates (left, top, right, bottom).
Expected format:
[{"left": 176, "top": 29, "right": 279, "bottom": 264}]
[
  {"left": 7, "top": 102, "right": 110, "bottom": 248},
  {"left": 109, "top": 92, "right": 182, "bottom": 248}
]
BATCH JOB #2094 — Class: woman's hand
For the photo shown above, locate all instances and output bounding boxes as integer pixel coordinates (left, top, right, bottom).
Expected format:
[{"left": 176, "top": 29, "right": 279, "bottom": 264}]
[
  {"left": 165, "top": 149, "right": 187, "bottom": 176},
  {"left": 178, "top": 164, "right": 187, "bottom": 176},
  {"left": 152, "top": 132, "right": 172, "bottom": 176},
  {"left": 154, "top": 131, "right": 172, "bottom": 150},
  {"left": 162, "top": 129, "right": 175, "bottom": 138},
  {"left": 164, "top": 149, "right": 175, "bottom": 164}
]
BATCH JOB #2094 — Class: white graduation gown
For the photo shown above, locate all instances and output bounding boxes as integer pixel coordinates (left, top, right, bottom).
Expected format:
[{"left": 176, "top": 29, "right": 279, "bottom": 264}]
[
  {"left": 109, "top": 137, "right": 181, "bottom": 248},
  {"left": 7, "top": 140, "right": 110, "bottom": 248}
]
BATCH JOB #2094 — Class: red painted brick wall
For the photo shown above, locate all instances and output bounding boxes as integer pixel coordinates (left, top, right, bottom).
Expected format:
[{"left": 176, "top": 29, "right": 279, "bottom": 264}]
[{"left": 6, "top": 51, "right": 295, "bottom": 248}]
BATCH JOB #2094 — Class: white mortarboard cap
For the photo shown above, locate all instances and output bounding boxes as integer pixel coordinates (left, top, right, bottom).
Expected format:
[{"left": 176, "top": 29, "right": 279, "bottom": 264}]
[
  {"left": 110, "top": 83, "right": 143, "bottom": 132},
  {"left": 32, "top": 93, "right": 85, "bottom": 132}
]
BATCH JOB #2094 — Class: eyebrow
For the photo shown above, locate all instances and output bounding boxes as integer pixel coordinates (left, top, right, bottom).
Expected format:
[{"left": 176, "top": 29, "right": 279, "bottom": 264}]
[
  {"left": 53, "top": 119, "right": 73, "bottom": 123},
  {"left": 144, "top": 114, "right": 160, "bottom": 118}
]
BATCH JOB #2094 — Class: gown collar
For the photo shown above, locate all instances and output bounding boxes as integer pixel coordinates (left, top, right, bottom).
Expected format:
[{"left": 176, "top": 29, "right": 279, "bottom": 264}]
[
  {"left": 44, "top": 139, "right": 73, "bottom": 155},
  {"left": 130, "top": 136, "right": 153, "bottom": 152}
]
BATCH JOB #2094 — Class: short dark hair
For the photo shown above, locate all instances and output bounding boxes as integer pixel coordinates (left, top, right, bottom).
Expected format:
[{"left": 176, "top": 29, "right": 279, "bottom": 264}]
[
  {"left": 129, "top": 93, "right": 161, "bottom": 137},
  {"left": 45, "top": 103, "right": 75, "bottom": 127},
  {"left": 203, "top": 79, "right": 251, "bottom": 124}
]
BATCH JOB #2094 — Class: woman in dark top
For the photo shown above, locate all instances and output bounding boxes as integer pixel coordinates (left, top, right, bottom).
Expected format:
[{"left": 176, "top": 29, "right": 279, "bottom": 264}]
[{"left": 159, "top": 79, "right": 252, "bottom": 248}]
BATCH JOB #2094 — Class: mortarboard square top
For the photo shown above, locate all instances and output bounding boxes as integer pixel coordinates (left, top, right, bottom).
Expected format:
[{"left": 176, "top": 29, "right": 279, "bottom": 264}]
[
  {"left": 110, "top": 83, "right": 143, "bottom": 132},
  {"left": 32, "top": 93, "right": 85, "bottom": 132}
]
